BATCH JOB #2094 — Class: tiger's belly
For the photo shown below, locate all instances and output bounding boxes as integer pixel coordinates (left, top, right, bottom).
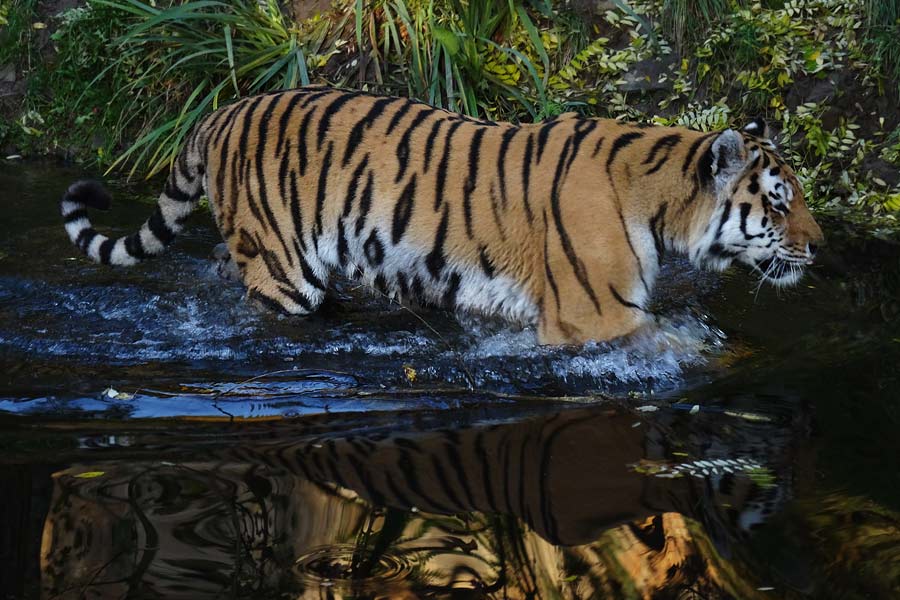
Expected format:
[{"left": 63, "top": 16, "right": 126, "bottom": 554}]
[{"left": 319, "top": 226, "right": 539, "bottom": 325}]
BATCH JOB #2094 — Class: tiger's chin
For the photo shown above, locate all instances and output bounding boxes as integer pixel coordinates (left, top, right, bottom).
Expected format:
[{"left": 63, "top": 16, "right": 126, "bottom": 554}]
[
  {"left": 751, "top": 256, "right": 806, "bottom": 287},
  {"left": 702, "top": 253, "right": 806, "bottom": 288}
]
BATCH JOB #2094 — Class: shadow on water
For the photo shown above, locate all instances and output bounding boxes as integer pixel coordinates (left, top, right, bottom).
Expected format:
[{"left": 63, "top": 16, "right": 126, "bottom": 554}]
[{"left": 1, "top": 162, "right": 899, "bottom": 599}]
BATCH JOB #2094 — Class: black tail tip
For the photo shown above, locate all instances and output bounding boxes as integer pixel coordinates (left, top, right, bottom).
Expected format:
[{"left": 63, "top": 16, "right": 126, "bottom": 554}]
[{"left": 64, "top": 180, "right": 112, "bottom": 211}]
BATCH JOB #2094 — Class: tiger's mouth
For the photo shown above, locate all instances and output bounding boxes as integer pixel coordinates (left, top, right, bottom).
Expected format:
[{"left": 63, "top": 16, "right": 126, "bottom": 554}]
[{"left": 753, "top": 256, "right": 805, "bottom": 287}]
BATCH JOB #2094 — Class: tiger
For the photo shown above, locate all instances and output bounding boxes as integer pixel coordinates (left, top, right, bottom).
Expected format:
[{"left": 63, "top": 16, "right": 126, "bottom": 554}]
[{"left": 60, "top": 86, "right": 824, "bottom": 344}]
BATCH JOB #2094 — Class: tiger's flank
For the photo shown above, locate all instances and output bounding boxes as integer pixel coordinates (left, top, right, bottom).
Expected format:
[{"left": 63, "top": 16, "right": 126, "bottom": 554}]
[{"left": 60, "top": 87, "right": 824, "bottom": 344}]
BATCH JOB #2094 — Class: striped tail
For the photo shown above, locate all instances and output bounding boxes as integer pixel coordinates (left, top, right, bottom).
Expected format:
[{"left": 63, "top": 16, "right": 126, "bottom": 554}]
[{"left": 60, "top": 149, "right": 205, "bottom": 266}]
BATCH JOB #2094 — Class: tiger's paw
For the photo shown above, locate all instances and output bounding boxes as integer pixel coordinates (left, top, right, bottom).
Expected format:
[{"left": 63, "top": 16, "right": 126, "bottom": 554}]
[{"left": 212, "top": 243, "right": 240, "bottom": 282}]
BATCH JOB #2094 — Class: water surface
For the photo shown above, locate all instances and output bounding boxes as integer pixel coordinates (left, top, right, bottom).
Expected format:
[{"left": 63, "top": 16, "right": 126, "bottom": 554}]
[{"left": 1, "top": 163, "right": 898, "bottom": 599}]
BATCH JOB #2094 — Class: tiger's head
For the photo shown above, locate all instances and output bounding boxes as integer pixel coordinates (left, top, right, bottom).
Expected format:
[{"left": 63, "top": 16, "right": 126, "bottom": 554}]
[{"left": 694, "top": 118, "right": 824, "bottom": 287}]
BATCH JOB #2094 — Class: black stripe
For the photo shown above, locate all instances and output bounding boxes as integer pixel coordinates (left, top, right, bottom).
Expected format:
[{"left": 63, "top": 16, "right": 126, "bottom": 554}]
[
  {"left": 422, "top": 119, "right": 443, "bottom": 172},
  {"left": 536, "top": 120, "right": 562, "bottom": 163},
  {"left": 738, "top": 202, "right": 764, "bottom": 239},
  {"left": 343, "top": 155, "right": 370, "bottom": 218},
  {"left": 474, "top": 432, "right": 499, "bottom": 511},
  {"left": 261, "top": 247, "right": 290, "bottom": 285},
  {"left": 591, "top": 136, "right": 606, "bottom": 158},
  {"left": 521, "top": 133, "right": 535, "bottom": 223},
  {"left": 564, "top": 119, "right": 598, "bottom": 173},
  {"left": 363, "top": 229, "right": 385, "bottom": 266},
  {"left": 715, "top": 200, "right": 732, "bottom": 238},
  {"left": 462, "top": 128, "right": 486, "bottom": 238},
  {"left": 606, "top": 133, "right": 650, "bottom": 293},
  {"left": 237, "top": 228, "right": 259, "bottom": 258},
  {"left": 249, "top": 289, "right": 289, "bottom": 314},
  {"left": 236, "top": 95, "right": 266, "bottom": 174},
  {"left": 544, "top": 231, "right": 560, "bottom": 311},
  {"left": 497, "top": 127, "right": 518, "bottom": 208},
  {"left": 209, "top": 102, "right": 241, "bottom": 148},
  {"left": 288, "top": 169, "right": 306, "bottom": 253},
  {"left": 98, "top": 237, "right": 115, "bottom": 265},
  {"left": 442, "top": 271, "right": 461, "bottom": 309},
  {"left": 338, "top": 219, "right": 350, "bottom": 267},
  {"left": 434, "top": 121, "right": 463, "bottom": 210},
  {"left": 649, "top": 202, "right": 668, "bottom": 264},
  {"left": 298, "top": 88, "right": 332, "bottom": 109},
  {"left": 275, "top": 91, "right": 305, "bottom": 157},
  {"left": 426, "top": 204, "right": 450, "bottom": 279},
  {"left": 215, "top": 100, "right": 252, "bottom": 236},
  {"left": 277, "top": 138, "right": 292, "bottom": 209},
  {"left": 124, "top": 232, "right": 145, "bottom": 260},
  {"left": 411, "top": 275, "right": 425, "bottom": 300},
  {"left": 343, "top": 96, "right": 395, "bottom": 167},
  {"left": 163, "top": 177, "right": 194, "bottom": 203},
  {"left": 479, "top": 246, "right": 495, "bottom": 278},
  {"left": 354, "top": 171, "right": 374, "bottom": 237},
  {"left": 682, "top": 133, "right": 715, "bottom": 173},
  {"left": 385, "top": 98, "right": 414, "bottom": 134},
  {"left": 551, "top": 139, "right": 602, "bottom": 314},
  {"left": 697, "top": 144, "right": 715, "bottom": 188},
  {"left": 314, "top": 142, "right": 334, "bottom": 234},
  {"left": 643, "top": 133, "right": 682, "bottom": 165},
  {"left": 373, "top": 273, "right": 389, "bottom": 295},
  {"left": 298, "top": 252, "right": 326, "bottom": 290},
  {"left": 316, "top": 90, "right": 361, "bottom": 151},
  {"left": 147, "top": 207, "right": 176, "bottom": 246},
  {"left": 392, "top": 175, "right": 416, "bottom": 244},
  {"left": 255, "top": 94, "right": 294, "bottom": 260},
  {"left": 609, "top": 284, "right": 644, "bottom": 311},
  {"left": 297, "top": 106, "right": 317, "bottom": 177},
  {"left": 63, "top": 209, "right": 88, "bottom": 223},
  {"left": 489, "top": 184, "right": 507, "bottom": 240},
  {"left": 643, "top": 133, "right": 682, "bottom": 175},
  {"left": 394, "top": 108, "right": 433, "bottom": 183},
  {"left": 76, "top": 228, "right": 98, "bottom": 252},
  {"left": 443, "top": 440, "right": 478, "bottom": 509},
  {"left": 606, "top": 131, "right": 644, "bottom": 169},
  {"left": 243, "top": 158, "right": 268, "bottom": 232},
  {"left": 396, "top": 271, "right": 409, "bottom": 298}
]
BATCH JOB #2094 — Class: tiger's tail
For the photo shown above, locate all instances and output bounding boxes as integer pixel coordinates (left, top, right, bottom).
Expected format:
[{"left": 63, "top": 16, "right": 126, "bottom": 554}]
[{"left": 60, "top": 142, "right": 206, "bottom": 266}]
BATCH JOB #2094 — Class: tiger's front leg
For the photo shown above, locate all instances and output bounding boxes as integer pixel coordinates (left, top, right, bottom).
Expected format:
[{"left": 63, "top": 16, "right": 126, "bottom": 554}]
[{"left": 537, "top": 292, "right": 650, "bottom": 344}]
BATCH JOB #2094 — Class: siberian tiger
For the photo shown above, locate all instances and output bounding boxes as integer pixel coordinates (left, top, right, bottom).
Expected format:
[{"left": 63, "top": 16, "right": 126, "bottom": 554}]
[{"left": 60, "top": 86, "right": 824, "bottom": 344}]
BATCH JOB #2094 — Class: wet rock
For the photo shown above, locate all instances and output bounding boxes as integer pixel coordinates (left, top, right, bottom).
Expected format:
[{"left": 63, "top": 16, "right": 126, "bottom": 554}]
[
  {"left": 861, "top": 155, "right": 900, "bottom": 188},
  {"left": 620, "top": 57, "right": 676, "bottom": 93},
  {"left": 785, "top": 72, "right": 849, "bottom": 109},
  {"left": 0, "top": 64, "right": 14, "bottom": 84}
]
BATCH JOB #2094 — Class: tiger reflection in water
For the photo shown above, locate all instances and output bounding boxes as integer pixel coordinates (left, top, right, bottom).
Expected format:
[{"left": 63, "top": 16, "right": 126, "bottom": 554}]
[{"left": 40, "top": 405, "right": 795, "bottom": 599}]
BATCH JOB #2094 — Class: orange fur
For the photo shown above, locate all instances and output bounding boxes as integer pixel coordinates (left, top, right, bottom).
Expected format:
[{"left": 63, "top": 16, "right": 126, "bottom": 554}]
[{"left": 61, "top": 88, "right": 823, "bottom": 344}]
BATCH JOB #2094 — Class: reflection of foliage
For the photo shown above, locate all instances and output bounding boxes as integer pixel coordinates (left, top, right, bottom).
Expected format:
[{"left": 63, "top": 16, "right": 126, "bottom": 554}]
[{"left": 801, "top": 493, "right": 900, "bottom": 598}]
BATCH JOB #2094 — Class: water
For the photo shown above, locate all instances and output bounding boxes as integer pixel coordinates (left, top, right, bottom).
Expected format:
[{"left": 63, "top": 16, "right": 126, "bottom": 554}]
[{"left": 1, "top": 162, "right": 898, "bottom": 599}]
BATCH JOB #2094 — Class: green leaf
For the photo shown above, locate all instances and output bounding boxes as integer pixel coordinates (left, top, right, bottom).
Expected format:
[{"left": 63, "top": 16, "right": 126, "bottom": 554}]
[{"left": 433, "top": 26, "right": 459, "bottom": 57}]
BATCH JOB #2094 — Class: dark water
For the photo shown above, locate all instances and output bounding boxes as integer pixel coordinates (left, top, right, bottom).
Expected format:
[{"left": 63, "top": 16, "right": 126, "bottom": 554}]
[{"left": 1, "top": 162, "right": 898, "bottom": 599}]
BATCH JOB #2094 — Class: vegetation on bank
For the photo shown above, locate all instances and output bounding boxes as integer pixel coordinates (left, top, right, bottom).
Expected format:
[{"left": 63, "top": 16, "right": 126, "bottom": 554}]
[{"left": 1, "top": 0, "right": 898, "bottom": 221}]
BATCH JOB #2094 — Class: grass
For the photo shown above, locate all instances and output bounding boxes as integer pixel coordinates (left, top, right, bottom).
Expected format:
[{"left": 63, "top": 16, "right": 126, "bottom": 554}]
[
  {"left": 865, "top": 0, "right": 900, "bottom": 96},
  {"left": 659, "top": 0, "right": 737, "bottom": 52},
  {"left": 78, "top": 0, "right": 557, "bottom": 177}
]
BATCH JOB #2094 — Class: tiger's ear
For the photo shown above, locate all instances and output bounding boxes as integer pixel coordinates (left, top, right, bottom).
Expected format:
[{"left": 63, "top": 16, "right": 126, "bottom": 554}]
[
  {"left": 708, "top": 129, "right": 747, "bottom": 191},
  {"left": 742, "top": 117, "right": 770, "bottom": 139}
]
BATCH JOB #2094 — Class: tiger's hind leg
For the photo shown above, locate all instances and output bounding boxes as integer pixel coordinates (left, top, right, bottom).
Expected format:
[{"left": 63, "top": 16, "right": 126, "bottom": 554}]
[{"left": 234, "top": 234, "right": 330, "bottom": 316}]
